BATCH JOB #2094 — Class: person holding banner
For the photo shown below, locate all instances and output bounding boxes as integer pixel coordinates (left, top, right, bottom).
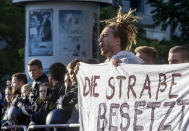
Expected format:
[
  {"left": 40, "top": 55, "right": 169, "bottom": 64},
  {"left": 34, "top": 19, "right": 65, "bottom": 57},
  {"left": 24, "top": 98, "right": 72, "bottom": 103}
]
[
  {"left": 168, "top": 46, "right": 189, "bottom": 64},
  {"left": 48, "top": 62, "right": 67, "bottom": 106},
  {"left": 98, "top": 7, "right": 143, "bottom": 66}
]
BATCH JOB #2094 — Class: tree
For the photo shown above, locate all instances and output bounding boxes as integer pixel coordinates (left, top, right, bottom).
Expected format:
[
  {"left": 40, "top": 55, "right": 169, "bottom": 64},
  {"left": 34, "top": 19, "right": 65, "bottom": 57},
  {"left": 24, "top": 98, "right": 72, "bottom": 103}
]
[
  {"left": 147, "top": 0, "right": 189, "bottom": 41},
  {"left": 0, "top": 0, "right": 25, "bottom": 86}
]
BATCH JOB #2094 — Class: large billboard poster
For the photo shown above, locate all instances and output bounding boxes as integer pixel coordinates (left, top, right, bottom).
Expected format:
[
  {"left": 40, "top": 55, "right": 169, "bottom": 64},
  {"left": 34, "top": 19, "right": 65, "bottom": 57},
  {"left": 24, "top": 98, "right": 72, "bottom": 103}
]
[
  {"left": 29, "top": 9, "right": 53, "bottom": 56},
  {"left": 58, "top": 10, "right": 90, "bottom": 58}
]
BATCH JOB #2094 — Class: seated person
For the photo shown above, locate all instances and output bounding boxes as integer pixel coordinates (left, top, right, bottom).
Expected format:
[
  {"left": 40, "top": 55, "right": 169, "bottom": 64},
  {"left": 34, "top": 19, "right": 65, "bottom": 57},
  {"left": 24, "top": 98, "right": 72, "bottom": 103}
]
[
  {"left": 48, "top": 62, "right": 66, "bottom": 106},
  {"left": 46, "top": 60, "right": 80, "bottom": 127},
  {"left": 11, "top": 84, "right": 32, "bottom": 126},
  {"left": 1, "top": 87, "right": 13, "bottom": 126},
  {"left": 15, "top": 84, "right": 33, "bottom": 123},
  {"left": 30, "top": 82, "right": 54, "bottom": 125}
]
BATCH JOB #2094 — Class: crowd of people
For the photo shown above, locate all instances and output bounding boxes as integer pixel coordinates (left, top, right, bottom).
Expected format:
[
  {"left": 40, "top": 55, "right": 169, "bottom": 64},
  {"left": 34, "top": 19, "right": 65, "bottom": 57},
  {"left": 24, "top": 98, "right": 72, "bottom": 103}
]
[
  {"left": 1, "top": 59, "right": 82, "bottom": 131},
  {"left": 1, "top": 7, "right": 189, "bottom": 131}
]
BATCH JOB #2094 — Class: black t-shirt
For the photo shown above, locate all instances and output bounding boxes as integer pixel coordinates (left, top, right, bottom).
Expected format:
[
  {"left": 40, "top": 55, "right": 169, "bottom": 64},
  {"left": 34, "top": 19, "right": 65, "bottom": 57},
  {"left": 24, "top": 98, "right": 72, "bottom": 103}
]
[{"left": 29, "top": 73, "right": 49, "bottom": 104}]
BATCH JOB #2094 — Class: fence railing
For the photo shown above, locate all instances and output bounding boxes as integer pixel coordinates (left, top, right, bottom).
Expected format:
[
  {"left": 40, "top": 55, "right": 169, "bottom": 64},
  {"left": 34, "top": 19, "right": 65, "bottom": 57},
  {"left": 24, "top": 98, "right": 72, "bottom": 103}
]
[
  {"left": 1, "top": 124, "right": 80, "bottom": 131},
  {"left": 28, "top": 123, "right": 80, "bottom": 131},
  {"left": 1, "top": 125, "right": 27, "bottom": 131}
]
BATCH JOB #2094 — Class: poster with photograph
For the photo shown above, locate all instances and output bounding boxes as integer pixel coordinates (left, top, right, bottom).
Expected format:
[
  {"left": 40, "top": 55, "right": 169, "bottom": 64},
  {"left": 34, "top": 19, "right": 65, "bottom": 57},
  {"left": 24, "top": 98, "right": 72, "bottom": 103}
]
[
  {"left": 29, "top": 9, "right": 53, "bottom": 56},
  {"left": 58, "top": 10, "right": 90, "bottom": 57}
]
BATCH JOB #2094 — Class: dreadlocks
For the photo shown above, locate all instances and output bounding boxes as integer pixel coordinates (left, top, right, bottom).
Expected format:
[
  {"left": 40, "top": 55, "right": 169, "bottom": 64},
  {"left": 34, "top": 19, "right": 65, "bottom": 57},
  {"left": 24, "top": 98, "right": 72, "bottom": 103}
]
[{"left": 101, "top": 7, "right": 138, "bottom": 51}]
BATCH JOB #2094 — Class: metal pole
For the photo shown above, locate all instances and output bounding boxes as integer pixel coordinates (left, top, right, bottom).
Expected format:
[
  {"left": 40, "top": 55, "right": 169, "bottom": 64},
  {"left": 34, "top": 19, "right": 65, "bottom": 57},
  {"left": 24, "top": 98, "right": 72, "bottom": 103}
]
[
  {"left": 27, "top": 123, "right": 80, "bottom": 131},
  {"left": 1, "top": 125, "right": 27, "bottom": 131}
]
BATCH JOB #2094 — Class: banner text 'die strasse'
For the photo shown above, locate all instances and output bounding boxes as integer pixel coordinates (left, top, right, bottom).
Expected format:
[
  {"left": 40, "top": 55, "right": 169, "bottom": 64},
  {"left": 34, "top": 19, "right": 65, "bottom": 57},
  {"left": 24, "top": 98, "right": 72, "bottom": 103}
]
[{"left": 77, "top": 62, "right": 189, "bottom": 131}]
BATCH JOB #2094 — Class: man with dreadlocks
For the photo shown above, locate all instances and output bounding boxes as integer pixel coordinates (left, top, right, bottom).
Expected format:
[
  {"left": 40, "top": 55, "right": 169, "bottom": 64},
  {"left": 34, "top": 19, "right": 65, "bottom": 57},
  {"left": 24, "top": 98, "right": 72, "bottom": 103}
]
[{"left": 99, "top": 7, "right": 143, "bottom": 65}]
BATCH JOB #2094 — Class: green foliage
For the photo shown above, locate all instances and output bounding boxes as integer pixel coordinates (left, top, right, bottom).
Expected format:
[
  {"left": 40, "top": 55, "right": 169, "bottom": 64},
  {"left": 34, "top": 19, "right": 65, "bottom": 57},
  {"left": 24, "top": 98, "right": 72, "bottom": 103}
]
[
  {"left": 100, "top": 6, "right": 117, "bottom": 31},
  {"left": 0, "top": 0, "right": 25, "bottom": 86},
  {"left": 147, "top": 0, "right": 189, "bottom": 41}
]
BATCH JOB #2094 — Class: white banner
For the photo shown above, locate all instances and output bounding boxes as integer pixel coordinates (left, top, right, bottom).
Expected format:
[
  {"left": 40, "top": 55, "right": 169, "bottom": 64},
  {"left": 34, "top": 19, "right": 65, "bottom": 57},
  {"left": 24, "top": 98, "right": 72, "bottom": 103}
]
[{"left": 77, "top": 62, "right": 189, "bottom": 131}]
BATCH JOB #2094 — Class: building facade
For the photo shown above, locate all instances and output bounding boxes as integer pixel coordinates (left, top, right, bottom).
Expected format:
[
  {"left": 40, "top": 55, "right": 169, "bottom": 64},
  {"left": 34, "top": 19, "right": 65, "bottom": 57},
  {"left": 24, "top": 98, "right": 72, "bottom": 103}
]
[{"left": 118, "top": 0, "right": 171, "bottom": 41}]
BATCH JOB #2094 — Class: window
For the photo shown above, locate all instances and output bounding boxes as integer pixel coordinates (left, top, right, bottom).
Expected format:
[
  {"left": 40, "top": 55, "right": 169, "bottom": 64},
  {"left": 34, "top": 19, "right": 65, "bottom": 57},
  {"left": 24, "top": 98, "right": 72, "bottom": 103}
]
[{"left": 130, "top": 0, "right": 144, "bottom": 13}]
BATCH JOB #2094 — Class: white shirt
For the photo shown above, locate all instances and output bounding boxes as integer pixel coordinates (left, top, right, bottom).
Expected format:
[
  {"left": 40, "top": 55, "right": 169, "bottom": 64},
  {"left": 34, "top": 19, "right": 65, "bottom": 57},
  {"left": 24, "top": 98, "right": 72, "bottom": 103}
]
[{"left": 106, "top": 51, "right": 144, "bottom": 64}]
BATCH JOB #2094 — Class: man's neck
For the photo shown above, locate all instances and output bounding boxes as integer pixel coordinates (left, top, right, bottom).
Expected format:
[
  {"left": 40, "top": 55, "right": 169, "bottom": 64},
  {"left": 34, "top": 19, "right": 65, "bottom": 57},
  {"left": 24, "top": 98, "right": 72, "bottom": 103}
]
[
  {"left": 34, "top": 73, "right": 44, "bottom": 81},
  {"left": 106, "top": 50, "right": 121, "bottom": 61}
]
